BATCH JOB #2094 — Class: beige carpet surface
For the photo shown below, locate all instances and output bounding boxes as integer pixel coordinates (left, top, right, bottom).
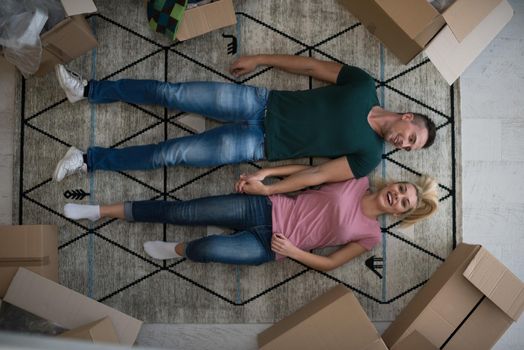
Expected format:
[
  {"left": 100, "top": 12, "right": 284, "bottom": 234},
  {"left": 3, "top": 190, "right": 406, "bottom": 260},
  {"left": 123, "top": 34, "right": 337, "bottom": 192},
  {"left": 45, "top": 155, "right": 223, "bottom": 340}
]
[{"left": 13, "top": 0, "right": 461, "bottom": 323}]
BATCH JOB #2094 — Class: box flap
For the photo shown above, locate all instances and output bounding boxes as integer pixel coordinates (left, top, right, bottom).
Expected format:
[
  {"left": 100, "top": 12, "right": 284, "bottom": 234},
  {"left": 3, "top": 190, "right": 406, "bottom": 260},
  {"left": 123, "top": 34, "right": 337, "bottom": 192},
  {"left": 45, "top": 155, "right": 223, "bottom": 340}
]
[
  {"left": 4, "top": 268, "right": 142, "bottom": 345},
  {"left": 361, "top": 339, "right": 389, "bottom": 350},
  {"left": 442, "top": 297, "right": 513, "bottom": 350},
  {"left": 341, "top": 0, "right": 433, "bottom": 63},
  {"left": 442, "top": 0, "right": 503, "bottom": 42},
  {"left": 60, "top": 0, "right": 97, "bottom": 16},
  {"left": 176, "top": 0, "right": 237, "bottom": 41},
  {"left": 376, "top": 0, "right": 440, "bottom": 40},
  {"left": 425, "top": 0, "right": 513, "bottom": 84},
  {"left": 463, "top": 247, "right": 524, "bottom": 321},
  {"left": 390, "top": 331, "right": 437, "bottom": 350},
  {"left": 60, "top": 317, "right": 119, "bottom": 344}
]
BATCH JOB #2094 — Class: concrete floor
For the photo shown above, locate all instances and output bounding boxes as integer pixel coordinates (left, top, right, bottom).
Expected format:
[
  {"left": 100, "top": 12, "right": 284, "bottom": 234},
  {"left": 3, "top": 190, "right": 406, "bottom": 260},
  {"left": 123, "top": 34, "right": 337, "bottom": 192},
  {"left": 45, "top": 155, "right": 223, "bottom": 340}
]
[
  {"left": 459, "top": 0, "right": 524, "bottom": 348},
  {"left": 1, "top": 0, "right": 523, "bottom": 348}
]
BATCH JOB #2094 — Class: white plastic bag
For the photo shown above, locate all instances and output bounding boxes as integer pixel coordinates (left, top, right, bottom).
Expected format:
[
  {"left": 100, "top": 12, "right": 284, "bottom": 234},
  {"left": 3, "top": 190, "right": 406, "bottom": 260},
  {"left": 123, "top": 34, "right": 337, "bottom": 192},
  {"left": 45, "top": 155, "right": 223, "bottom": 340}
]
[
  {"left": 0, "top": 0, "right": 65, "bottom": 77},
  {"left": 1, "top": 8, "right": 48, "bottom": 77}
]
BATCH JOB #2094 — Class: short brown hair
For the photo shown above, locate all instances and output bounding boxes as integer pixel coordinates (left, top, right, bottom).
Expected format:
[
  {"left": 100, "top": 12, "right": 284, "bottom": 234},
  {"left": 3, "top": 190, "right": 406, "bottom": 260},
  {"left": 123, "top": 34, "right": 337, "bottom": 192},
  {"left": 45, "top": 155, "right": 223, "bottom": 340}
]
[{"left": 412, "top": 113, "right": 436, "bottom": 148}]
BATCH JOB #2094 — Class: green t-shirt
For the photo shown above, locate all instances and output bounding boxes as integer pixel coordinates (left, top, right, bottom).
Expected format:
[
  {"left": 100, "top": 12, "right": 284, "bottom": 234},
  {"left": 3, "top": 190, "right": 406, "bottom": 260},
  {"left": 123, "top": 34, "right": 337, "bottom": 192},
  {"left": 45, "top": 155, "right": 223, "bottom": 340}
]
[{"left": 264, "top": 65, "right": 382, "bottom": 178}]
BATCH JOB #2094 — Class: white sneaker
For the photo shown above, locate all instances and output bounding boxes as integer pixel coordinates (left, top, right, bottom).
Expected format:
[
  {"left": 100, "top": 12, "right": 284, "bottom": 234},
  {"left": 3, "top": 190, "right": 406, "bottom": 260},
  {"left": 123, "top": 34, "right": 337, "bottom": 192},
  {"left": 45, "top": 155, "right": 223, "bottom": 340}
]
[
  {"left": 55, "top": 64, "right": 87, "bottom": 103},
  {"left": 53, "top": 147, "right": 87, "bottom": 182}
]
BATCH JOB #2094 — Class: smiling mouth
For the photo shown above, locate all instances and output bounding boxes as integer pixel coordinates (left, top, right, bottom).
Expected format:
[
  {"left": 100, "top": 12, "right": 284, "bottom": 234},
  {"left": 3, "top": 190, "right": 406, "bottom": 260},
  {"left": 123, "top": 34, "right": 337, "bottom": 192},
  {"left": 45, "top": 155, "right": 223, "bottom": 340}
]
[{"left": 387, "top": 192, "right": 393, "bottom": 206}]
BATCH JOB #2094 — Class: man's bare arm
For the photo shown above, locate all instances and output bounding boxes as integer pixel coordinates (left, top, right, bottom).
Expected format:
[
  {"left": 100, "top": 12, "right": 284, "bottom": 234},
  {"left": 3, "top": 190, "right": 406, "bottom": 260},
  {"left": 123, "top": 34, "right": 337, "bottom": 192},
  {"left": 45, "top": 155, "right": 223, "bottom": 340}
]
[{"left": 230, "top": 54, "right": 343, "bottom": 84}]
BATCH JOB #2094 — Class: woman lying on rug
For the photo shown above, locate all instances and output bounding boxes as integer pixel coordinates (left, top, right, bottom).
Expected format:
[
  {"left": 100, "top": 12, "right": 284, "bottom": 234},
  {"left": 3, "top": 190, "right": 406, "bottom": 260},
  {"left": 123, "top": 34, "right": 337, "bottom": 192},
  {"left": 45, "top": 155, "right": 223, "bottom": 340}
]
[{"left": 64, "top": 164, "right": 438, "bottom": 271}]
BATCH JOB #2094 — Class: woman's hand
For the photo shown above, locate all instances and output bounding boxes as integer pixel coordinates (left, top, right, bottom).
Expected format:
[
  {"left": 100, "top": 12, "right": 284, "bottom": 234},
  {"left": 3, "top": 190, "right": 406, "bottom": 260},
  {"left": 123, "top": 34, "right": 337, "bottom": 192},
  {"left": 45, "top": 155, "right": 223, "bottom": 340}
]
[
  {"left": 237, "top": 179, "right": 270, "bottom": 195},
  {"left": 230, "top": 56, "right": 260, "bottom": 77},
  {"left": 271, "top": 233, "right": 299, "bottom": 258},
  {"left": 235, "top": 171, "right": 267, "bottom": 193}
]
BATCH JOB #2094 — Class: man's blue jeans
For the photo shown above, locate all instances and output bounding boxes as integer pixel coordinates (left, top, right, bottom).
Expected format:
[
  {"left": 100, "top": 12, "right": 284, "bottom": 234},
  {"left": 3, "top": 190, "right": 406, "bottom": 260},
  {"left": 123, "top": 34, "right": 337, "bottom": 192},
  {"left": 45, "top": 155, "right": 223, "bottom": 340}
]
[
  {"left": 125, "top": 194, "right": 275, "bottom": 265},
  {"left": 86, "top": 80, "right": 269, "bottom": 170}
]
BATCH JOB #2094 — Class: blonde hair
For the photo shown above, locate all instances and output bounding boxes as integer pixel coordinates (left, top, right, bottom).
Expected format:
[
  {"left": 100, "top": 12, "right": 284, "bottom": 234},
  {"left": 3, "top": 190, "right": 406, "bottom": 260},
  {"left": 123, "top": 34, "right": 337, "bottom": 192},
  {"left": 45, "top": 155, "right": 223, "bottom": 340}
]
[
  {"left": 399, "top": 175, "right": 438, "bottom": 226},
  {"left": 373, "top": 175, "right": 439, "bottom": 227}
]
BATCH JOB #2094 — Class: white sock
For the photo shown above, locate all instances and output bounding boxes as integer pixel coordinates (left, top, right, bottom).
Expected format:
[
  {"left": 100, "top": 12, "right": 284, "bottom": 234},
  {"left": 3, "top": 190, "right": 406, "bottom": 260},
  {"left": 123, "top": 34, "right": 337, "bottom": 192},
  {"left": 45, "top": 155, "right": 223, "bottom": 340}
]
[
  {"left": 144, "top": 241, "right": 181, "bottom": 260},
  {"left": 64, "top": 203, "right": 101, "bottom": 221}
]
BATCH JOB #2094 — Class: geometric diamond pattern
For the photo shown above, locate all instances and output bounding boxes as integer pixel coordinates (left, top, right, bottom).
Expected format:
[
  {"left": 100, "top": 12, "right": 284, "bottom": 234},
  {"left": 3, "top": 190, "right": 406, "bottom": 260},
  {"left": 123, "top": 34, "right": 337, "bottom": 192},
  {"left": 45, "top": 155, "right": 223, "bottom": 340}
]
[{"left": 14, "top": 0, "right": 460, "bottom": 322}]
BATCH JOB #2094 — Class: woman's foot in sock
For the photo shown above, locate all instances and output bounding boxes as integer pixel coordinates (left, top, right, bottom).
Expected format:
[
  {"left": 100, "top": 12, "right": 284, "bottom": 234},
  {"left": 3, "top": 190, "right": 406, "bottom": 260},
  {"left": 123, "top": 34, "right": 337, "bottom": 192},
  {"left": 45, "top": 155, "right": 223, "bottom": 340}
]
[
  {"left": 64, "top": 203, "right": 101, "bottom": 221},
  {"left": 144, "top": 241, "right": 182, "bottom": 260}
]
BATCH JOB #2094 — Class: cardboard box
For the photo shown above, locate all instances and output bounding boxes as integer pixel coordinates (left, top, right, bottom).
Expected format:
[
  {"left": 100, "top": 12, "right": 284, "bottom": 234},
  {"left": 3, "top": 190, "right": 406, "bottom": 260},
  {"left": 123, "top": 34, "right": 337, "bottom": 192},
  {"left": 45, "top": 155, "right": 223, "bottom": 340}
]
[
  {"left": 257, "top": 285, "right": 388, "bottom": 350},
  {"left": 35, "top": 0, "right": 98, "bottom": 76},
  {"left": 0, "top": 225, "right": 58, "bottom": 298},
  {"left": 59, "top": 317, "right": 119, "bottom": 344},
  {"left": 3, "top": 268, "right": 143, "bottom": 346},
  {"left": 176, "top": 0, "right": 237, "bottom": 41},
  {"left": 382, "top": 243, "right": 524, "bottom": 350},
  {"left": 342, "top": 0, "right": 514, "bottom": 84}
]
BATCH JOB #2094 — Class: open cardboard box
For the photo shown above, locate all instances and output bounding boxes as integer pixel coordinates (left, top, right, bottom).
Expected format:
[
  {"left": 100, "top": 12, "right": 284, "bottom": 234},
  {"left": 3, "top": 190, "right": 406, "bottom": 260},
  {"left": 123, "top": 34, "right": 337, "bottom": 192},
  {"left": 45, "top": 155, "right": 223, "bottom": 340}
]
[
  {"left": 3, "top": 268, "right": 142, "bottom": 346},
  {"left": 35, "top": 0, "right": 98, "bottom": 76},
  {"left": 258, "top": 285, "right": 389, "bottom": 350},
  {"left": 383, "top": 243, "right": 524, "bottom": 350},
  {"left": 0, "top": 225, "right": 58, "bottom": 298},
  {"left": 176, "top": 0, "right": 237, "bottom": 41},
  {"left": 342, "top": 0, "right": 514, "bottom": 84}
]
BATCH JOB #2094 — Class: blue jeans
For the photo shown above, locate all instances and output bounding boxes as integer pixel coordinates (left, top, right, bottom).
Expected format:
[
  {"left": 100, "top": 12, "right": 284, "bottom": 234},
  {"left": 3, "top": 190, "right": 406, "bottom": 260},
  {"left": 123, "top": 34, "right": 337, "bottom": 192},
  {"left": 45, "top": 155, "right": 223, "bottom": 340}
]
[
  {"left": 86, "top": 80, "right": 268, "bottom": 170},
  {"left": 125, "top": 194, "right": 275, "bottom": 265}
]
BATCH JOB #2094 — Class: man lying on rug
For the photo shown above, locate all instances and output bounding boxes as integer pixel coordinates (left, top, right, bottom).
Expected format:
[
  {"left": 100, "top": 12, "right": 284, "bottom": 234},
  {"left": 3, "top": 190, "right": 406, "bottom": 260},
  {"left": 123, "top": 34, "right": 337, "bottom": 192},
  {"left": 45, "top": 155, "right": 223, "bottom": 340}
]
[
  {"left": 62, "top": 164, "right": 438, "bottom": 270},
  {"left": 53, "top": 54, "right": 436, "bottom": 196}
]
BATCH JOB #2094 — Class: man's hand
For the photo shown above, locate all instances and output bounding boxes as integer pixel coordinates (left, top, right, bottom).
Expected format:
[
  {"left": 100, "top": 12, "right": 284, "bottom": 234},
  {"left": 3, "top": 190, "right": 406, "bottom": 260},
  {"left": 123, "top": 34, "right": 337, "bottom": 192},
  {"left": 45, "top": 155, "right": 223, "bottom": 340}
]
[
  {"left": 230, "top": 56, "right": 259, "bottom": 77},
  {"left": 271, "top": 233, "right": 299, "bottom": 258}
]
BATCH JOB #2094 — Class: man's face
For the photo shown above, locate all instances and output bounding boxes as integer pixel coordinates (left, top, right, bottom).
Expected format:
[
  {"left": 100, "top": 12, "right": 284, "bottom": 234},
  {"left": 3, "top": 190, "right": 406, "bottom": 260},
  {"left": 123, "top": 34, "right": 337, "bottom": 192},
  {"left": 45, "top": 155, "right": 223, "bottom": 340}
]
[{"left": 385, "top": 114, "right": 428, "bottom": 151}]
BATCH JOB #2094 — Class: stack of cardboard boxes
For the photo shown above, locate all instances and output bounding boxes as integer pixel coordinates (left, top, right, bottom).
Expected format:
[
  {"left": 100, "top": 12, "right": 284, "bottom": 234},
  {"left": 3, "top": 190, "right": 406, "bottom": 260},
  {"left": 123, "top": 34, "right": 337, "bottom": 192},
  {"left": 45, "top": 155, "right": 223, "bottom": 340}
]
[
  {"left": 0, "top": 225, "right": 142, "bottom": 345},
  {"left": 342, "top": 0, "right": 514, "bottom": 84},
  {"left": 258, "top": 243, "right": 524, "bottom": 350}
]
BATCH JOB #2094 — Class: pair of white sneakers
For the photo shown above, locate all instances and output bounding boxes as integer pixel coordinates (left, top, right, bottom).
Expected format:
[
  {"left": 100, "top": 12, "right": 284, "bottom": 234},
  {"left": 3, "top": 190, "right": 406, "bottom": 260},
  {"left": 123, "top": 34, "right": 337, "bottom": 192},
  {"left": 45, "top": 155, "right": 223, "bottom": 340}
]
[
  {"left": 55, "top": 67, "right": 180, "bottom": 260},
  {"left": 53, "top": 64, "right": 89, "bottom": 182}
]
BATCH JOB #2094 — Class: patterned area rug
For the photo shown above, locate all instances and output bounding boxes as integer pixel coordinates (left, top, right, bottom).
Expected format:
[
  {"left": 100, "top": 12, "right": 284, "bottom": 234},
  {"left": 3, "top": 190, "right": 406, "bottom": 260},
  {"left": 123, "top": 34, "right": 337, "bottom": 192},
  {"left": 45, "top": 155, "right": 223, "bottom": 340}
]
[{"left": 13, "top": 0, "right": 461, "bottom": 323}]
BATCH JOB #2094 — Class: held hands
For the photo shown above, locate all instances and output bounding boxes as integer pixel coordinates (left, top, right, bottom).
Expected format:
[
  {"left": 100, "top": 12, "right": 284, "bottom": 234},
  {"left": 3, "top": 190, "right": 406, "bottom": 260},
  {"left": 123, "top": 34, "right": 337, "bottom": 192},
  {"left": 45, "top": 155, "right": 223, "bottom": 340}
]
[
  {"left": 235, "top": 171, "right": 269, "bottom": 195},
  {"left": 271, "top": 233, "right": 298, "bottom": 258},
  {"left": 230, "top": 56, "right": 259, "bottom": 77}
]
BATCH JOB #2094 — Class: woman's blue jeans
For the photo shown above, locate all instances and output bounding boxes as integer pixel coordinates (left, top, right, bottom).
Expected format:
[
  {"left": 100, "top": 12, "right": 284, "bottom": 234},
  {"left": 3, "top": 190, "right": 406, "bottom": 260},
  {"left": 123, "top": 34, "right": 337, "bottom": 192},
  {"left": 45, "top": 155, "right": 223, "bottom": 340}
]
[
  {"left": 125, "top": 194, "right": 275, "bottom": 265},
  {"left": 86, "top": 80, "right": 269, "bottom": 170}
]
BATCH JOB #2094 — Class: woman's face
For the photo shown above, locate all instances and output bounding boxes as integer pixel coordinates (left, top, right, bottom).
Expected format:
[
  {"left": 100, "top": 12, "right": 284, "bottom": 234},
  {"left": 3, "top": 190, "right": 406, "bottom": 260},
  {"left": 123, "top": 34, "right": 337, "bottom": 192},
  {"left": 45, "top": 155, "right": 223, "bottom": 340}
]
[{"left": 377, "top": 182, "right": 418, "bottom": 215}]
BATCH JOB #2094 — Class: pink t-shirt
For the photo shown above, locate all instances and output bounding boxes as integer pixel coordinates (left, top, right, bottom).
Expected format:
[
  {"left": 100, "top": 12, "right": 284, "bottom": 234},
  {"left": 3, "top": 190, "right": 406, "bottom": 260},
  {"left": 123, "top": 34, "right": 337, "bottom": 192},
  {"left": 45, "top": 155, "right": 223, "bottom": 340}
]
[{"left": 269, "top": 177, "right": 381, "bottom": 260}]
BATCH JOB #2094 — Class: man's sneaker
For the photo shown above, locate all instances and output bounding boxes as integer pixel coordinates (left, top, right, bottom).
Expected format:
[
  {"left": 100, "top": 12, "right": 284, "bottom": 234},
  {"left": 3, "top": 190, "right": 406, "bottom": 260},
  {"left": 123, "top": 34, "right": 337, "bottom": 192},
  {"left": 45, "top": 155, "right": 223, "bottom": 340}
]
[
  {"left": 55, "top": 64, "right": 87, "bottom": 103},
  {"left": 53, "top": 147, "right": 87, "bottom": 182}
]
